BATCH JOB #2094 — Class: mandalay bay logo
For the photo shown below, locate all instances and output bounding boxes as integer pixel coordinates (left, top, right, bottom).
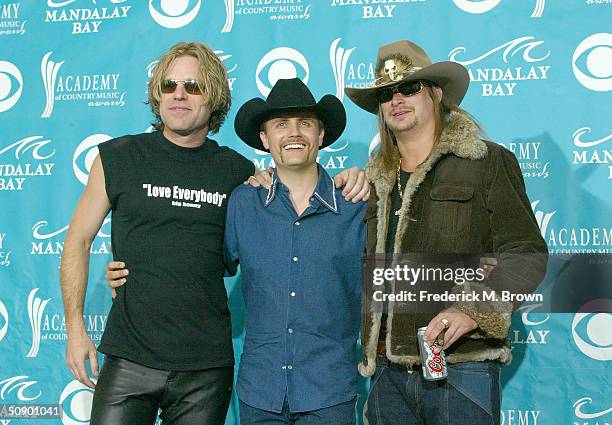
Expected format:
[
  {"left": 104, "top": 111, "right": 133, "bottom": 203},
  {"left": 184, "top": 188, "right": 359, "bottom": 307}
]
[
  {"left": 572, "top": 126, "right": 611, "bottom": 180},
  {"left": 45, "top": 0, "right": 132, "bottom": 34},
  {"left": 0, "top": 136, "right": 55, "bottom": 191},
  {"left": 449, "top": 36, "right": 551, "bottom": 97},
  {"left": 252, "top": 140, "right": 352, "bottom": 171},
  {"left": 222, "top": 0, "right": 311, "bottom": 33},
  {"left": 329, "top": 0, "right": 426, "bottom": 19}
]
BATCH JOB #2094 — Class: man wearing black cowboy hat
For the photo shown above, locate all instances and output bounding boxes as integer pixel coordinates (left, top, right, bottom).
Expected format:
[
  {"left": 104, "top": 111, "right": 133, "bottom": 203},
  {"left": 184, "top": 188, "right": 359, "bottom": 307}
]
[
  {"left": 346, "top": 40, "right": 547, "bottom": 424},
  {"left": 224, "top": 78, "right": 366, "bottom": 424}
]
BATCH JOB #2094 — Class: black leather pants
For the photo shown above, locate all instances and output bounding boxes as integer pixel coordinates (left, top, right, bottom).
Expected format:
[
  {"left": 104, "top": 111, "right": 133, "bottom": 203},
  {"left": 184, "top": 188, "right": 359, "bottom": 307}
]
[{"left": 90, "top": 355, "right": 234, "bottom": 425}]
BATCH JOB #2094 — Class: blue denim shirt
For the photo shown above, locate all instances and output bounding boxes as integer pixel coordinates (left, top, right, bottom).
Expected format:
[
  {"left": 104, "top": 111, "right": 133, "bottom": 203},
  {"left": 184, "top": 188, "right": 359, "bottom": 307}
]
[{"left": 224, "top": 165, "right": 366, "bottom": 413}]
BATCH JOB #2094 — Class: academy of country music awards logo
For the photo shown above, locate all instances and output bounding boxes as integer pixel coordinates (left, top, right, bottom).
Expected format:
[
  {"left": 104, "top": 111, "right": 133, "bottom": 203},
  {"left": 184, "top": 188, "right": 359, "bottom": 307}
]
[
  {"left": 40, "top": 52, "right": 126, "bottom": 118},
  {"left": 221, "top": 0, "right": 311, "bottom": 34},
  {"left": 572, "top": 125, "right": 611, "bottom": 180},
  {"left": 0, "top": 233, "right": 11, "bottom": 268},
  {"left": 572, "top": 33, "right": 612, "bottom": 92},
  {"left": 44, "top": 0, "right": 132, "bottom": 34},
  {"left": 330, "top": 38, "right": 355, "bottom": 100},
  {"left": 498, "top": 141, "right": 550, "bottom": 179},
  {"left": 451, "top": 0, "right": 546, "bottom": 18},
  {"left": 26, "top": 288, "right": 108, "bottom": 358},
  {"left": 448, "top": 36, "right": 551, "bottom": 97},
  {"left": 331, "top": 37, "right": 376, "bottom": 103},
  {"left": 0, "top": 3, "right": 26, "bottom": 36},
  {"left": 0, "top": 136, "right": 55, "bottom": 191},
  {"left": 329, "top": 0, "right": 426, "bottom": 20},
  {"left": 531, "top": 200, "right": 611, "bottom": 254},
  {"left": 499, "top": 409, "right": 541, "bottom": 425},
  {"left": 0, "top": 60, "right": 23, "bottom": 113}
]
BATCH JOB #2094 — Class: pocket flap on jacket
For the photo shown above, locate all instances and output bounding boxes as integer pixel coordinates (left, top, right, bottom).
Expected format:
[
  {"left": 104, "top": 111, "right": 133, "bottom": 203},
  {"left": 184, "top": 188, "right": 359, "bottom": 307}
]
[
  {"left": 364, "top": 205, "right": 377, "bottom": 221},
  {"left": 430, "top": 185, "right": 474, "bottom": 202}
]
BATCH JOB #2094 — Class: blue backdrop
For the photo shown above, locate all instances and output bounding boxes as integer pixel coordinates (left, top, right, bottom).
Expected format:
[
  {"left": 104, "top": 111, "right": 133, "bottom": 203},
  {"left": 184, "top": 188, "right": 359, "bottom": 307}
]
[{"left": 0, "top": 1, "right": 610, "bottom": 424}]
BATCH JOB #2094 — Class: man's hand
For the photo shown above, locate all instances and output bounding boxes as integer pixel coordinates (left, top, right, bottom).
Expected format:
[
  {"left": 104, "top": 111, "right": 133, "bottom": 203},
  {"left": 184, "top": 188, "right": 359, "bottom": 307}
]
[
  {"left": 333, "top": 166, "right": 369, "bottom": 202},
  {"left": 244, "top": 167, "right": 272, "bottom": 189},
  {"left": 66, "top": 330, "right": 98, "bottom": 388},
  {"left": 106, "top": 261, "right": 128, "bottom": 299},
  {"left": 424, "top": 307, "right": 477, "bottom": 353}
]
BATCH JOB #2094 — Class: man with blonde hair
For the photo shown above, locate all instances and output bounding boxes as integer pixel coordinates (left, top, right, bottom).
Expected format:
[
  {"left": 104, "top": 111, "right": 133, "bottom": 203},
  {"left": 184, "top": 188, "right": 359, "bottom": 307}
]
[
  {"left": 346, "top": 40, "right": 547, "bottom": 424},
  {"left": 61, "top": 41, "right": 246, "bottom": 424}
]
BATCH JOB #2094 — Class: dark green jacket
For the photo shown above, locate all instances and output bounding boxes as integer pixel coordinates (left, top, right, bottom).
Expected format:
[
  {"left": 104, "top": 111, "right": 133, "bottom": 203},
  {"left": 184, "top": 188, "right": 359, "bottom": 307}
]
[{"left": 360, "top": 109, "right": 548, "bottom": 377}]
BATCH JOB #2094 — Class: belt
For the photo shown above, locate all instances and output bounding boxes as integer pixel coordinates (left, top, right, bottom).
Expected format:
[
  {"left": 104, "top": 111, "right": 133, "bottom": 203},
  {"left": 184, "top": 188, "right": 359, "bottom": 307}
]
[{"left": 376, "top": 340, "right": 421, "bottom": 371}]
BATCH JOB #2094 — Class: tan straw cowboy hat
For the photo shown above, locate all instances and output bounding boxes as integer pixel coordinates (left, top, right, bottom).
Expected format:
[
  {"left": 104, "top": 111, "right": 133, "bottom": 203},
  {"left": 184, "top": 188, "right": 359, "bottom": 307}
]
[{"left": 345, "top": 39, "right": 470, "bottom": 114}]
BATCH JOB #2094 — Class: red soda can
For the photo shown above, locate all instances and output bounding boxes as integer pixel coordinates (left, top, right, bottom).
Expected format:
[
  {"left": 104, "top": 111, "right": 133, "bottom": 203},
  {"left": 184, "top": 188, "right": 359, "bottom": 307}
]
[{"left": 417, "top": 326, "right": 448, "bottom": 380}]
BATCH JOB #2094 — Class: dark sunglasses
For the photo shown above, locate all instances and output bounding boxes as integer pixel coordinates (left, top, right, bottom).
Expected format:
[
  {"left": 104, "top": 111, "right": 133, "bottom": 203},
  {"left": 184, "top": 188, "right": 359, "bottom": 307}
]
[
  {"left": 377, "top": 81, "right": 425, "bottom": 104},
  {"left": 160, "top": 79, "right": 202, "bottom": 95}
]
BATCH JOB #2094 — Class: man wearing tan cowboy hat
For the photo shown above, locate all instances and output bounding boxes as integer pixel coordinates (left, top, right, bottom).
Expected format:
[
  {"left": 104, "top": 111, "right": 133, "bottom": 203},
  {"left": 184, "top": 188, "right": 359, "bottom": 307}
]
[
  {"left": 346, "top": 40, "right": 547, "bottom": 424},
  {"left": 226, "top": 78, "right": 365, "bottom": 424}
]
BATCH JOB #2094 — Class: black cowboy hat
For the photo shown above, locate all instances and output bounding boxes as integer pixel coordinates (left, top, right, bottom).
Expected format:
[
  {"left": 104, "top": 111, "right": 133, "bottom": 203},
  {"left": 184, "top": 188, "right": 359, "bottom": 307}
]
[{"left": 235, "top": 78, "right": 346, "bottom": 151}]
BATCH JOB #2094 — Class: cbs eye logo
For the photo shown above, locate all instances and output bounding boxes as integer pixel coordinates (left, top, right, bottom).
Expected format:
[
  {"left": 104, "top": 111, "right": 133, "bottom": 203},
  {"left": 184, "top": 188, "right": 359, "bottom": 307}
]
[
  {"left": 0, "top": 300, "right": 8, "bottom": 344},
  {"left": 0, "top": 61, "right": 23, "bottom": 113},
  {"left": 572, "top": 311, "right": 612, "bottom": 361},
  {"left": 59, "top": 379, "right": 96, "bottom": 425},
  {"left": 255, "top": 47, "right": 310, "bottom": 97},
  {"left": 149, "top": 0, "right": 201, "bottom": 29},
  {"left": 452, "top": 0, "right": 501, "bottom": 14},
  {"left": 572, "top": 33, "right": 612, "bottom": 92},
  {"left": 73, "top": 134, "right": 112, "bottom": 185}
]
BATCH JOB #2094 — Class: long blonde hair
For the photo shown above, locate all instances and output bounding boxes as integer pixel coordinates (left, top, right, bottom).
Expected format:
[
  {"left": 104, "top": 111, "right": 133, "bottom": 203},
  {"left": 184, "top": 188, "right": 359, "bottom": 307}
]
[
  {"left": 148, "top": 42, "right": 230, "bottom": 134},
  {"left": 373, "top": 85, "right": 473, "bottom": 170}
]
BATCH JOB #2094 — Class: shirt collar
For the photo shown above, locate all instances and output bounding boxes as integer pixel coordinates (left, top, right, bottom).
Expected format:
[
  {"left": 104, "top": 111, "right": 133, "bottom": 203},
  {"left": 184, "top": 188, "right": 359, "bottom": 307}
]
[{"left": 264, "top": 164, "right": 339, "bottom": 214}]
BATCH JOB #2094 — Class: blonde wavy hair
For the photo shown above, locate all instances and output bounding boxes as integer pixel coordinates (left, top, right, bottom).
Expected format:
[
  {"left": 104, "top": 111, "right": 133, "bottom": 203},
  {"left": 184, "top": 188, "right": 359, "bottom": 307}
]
[{"left": 148, "top": 42, "right": 230, "bottom": 134}]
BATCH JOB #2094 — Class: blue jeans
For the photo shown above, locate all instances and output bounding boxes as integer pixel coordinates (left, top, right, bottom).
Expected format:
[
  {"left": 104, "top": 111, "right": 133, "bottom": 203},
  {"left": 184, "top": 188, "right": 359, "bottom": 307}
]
[
  {"left": 364, "top": 359, "right": 501, "bottom": 425},
  {"left": 240, "top": 396, "right": 357, "bottom": 425}
]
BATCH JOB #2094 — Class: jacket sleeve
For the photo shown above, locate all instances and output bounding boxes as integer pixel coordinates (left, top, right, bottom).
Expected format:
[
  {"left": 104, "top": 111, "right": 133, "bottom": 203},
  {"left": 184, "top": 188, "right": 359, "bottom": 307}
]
[{"left": 454, "top": 146, "right": 548, "bottom": 339}]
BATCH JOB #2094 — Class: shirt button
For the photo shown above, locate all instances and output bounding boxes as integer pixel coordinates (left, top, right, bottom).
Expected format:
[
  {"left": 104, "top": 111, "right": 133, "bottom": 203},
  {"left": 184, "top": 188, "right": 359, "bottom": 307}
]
[
  {"left": 290, "top": 292, "right": 296, "bottom": 297},
  {"left": 281, "top": 365, "right": 287, "bottom": 370},
  {"left": 288, "top": 328, "right": 293, "bottom": 334},
  {"left": 292, "top": 256, "right": 298, "bottom": 262},
  {"left": 295, "top": 221, "right": 300, "bottom": 226},
  {"left": 287, "top": 365, "right": 293, "bottom": 370}
]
